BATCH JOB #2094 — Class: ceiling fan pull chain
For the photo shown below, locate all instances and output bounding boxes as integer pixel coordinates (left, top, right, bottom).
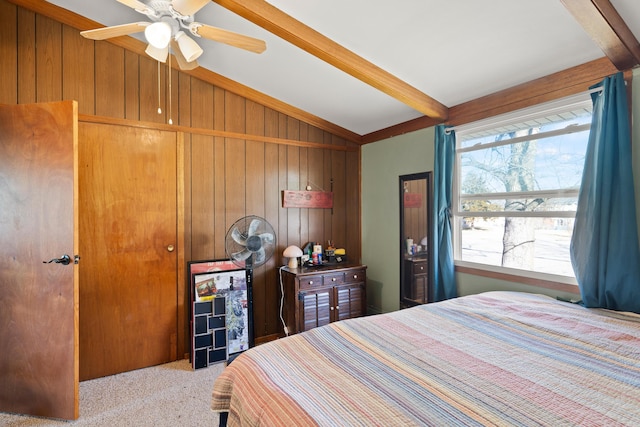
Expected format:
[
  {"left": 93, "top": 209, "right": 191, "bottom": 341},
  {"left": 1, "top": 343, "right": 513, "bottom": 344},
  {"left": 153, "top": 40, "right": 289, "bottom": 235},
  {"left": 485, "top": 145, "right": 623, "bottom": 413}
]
[
  {"left": 157, "top": 60, "right": 162, "bottom": 115},
  {"left": 168, "top": 53, "right": 173, "bottom": 125}
]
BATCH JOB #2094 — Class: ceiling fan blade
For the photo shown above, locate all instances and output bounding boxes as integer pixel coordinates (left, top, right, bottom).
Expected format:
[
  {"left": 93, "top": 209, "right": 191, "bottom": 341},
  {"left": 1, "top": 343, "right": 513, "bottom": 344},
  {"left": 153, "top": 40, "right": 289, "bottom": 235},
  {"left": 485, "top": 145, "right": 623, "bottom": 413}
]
[
  {"left": 170, "top": 39, "right": 199, "bottom": 70},
  {"left": 190, "top": 23, "right": 266, "bottom": 54},
  {"left": 116, "top": 0, "right": 149, "bottom": 10},
  {"left": 172, "top": 0, "right": 210, "bottom": 16},
  {"left": 80, "top": 22, "right": 149, "bottom": 40}
]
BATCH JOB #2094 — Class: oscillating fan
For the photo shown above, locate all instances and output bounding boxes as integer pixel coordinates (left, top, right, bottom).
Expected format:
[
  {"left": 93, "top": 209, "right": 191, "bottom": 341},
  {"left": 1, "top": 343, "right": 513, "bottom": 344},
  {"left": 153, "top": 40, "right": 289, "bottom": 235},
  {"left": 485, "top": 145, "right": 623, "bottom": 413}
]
[{"left": 225, "top": 215, "right": 276, "bottom": 269}]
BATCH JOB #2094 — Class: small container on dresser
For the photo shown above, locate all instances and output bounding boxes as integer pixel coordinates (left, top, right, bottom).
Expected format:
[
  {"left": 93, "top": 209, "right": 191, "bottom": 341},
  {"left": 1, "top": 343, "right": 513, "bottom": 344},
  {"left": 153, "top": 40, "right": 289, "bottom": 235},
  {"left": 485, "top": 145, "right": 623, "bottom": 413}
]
[{"left": 280, "top": 263, "right": 367, "bottom": 335}]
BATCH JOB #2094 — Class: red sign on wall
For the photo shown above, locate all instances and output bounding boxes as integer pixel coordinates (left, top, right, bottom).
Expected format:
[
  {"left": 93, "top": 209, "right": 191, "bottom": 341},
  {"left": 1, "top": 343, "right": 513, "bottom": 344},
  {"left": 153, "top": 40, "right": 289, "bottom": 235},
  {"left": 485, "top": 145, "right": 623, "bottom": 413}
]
[
  {"left": 282, "top": 190, "right": 333, "bottom": 208},
  {"left": 404, "top": 193, "right": 423, "bottom": 208}
]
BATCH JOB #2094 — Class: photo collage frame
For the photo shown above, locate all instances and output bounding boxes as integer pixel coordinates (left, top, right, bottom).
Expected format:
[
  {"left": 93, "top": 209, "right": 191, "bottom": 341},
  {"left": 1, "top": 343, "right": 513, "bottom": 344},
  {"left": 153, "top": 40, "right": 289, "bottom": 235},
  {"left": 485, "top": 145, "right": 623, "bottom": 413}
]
[{"left": 188, "top": 259, "right": 253, "bottom": 369}]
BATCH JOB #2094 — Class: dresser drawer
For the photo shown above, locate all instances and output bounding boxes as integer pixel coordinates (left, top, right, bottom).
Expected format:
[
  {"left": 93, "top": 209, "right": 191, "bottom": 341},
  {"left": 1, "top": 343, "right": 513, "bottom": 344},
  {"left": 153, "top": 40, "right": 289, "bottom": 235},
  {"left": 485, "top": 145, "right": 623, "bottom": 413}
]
[
  {"left": 299, "top": 275, "right": 323, "bottom": 290},
  {"left": 411, "top": 261, "right": 427, "bottom": 276},
  {"left": 344, "top": 268, "right": 366, "bottom": 283},
  {"left": 324, "top": 272, "right": 345, "bottom": 285}
]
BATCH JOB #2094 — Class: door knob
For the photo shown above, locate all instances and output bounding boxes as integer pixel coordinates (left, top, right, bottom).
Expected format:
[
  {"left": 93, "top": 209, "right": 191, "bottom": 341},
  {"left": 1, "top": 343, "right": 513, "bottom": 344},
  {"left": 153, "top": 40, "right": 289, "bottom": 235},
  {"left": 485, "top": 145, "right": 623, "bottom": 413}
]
[
  {"left": 43, "top": 254, "right": 71, "bottom": 265},
  {"left": 167, "top": 245, "right": 175, "bottom": 252}
]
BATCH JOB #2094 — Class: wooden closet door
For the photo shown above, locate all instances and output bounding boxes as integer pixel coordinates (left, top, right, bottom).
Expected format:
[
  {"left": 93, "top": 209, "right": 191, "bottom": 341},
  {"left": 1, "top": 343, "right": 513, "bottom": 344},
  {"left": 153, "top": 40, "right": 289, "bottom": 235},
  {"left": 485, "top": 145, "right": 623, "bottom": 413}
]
[
  {"left": 0, "top": 101, "right": 79, "bottom": 420},
  {"left": 79, "top": 122, "right": 178, "bottom": 380}
]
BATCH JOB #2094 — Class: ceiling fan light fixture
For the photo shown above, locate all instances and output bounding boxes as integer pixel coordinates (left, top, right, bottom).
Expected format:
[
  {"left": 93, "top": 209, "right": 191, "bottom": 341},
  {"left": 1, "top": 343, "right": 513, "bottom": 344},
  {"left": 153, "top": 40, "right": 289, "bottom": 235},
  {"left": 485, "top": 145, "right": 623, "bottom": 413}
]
[
  {"left": 145, "top": 44, "right": 169, "bottom": 63},
  {"left": 145, "top": 21, "right": 172, "bottom": 49},
  {"left": 81, "top": 1, "right": 266, "bottom": 69},
  {"left": 175, "top": 31, "right": 203, "bottom": 62}
]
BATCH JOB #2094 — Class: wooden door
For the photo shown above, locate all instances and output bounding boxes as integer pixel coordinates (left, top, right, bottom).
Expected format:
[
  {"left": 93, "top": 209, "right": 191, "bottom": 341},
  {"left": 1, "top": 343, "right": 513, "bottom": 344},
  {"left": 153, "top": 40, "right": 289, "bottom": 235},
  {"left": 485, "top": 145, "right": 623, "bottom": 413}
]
[
  {"left": 0, "top": 101, "right": 79, "bottom": 420},
  {"left": 300, "top": 289, "right": 332, "bottom": 332},
  {"left": 335, "top": 283, "right": 366, "bottom": 321},
  {"left": 79, "top": 122, "right": 178, "bottom": 380}
]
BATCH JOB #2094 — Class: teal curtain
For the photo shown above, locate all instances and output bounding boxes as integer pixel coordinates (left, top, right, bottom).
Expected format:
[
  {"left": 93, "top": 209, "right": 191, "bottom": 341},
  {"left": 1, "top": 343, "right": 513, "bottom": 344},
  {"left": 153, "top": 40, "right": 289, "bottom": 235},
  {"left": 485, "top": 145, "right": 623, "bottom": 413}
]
[
  {"left": 433, "top": 125, "right": 457, "bottom": 301},
  {"left": 570, "top": 72, "right": 640, "bottom": 313}
]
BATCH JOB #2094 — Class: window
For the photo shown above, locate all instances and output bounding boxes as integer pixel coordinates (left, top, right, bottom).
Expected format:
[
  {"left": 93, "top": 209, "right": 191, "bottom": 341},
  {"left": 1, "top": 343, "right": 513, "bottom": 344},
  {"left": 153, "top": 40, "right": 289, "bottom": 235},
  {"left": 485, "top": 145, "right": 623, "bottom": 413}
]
[{"left": 453, "top": 93, "right": 593, "bottom": 284}]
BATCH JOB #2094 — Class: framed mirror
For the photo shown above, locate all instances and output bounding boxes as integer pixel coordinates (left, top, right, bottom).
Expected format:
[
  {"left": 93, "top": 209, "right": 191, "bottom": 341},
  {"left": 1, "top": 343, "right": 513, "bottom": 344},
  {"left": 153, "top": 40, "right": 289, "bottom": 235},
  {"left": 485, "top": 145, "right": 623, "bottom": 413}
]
[{"left": 399, "top": 172, "right": 433, "bottom": 308}]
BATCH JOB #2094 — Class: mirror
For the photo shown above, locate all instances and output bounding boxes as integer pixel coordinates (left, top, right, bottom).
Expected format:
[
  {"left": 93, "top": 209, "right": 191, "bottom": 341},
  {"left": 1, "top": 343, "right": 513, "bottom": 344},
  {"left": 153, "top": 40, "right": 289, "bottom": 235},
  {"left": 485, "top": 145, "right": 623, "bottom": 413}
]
[{"left": 399, "top": 172, "right": 433, "bottom": 308}]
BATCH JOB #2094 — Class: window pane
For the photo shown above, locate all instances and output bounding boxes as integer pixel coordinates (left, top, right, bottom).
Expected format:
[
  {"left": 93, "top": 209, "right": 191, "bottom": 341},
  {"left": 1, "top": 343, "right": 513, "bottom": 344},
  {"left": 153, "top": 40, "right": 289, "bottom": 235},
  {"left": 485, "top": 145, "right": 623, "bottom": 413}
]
[
  {"left": 460, "top": 129, "right": 589, "bottom": 195},
  {"left": 460, "top": 197, "right": 577, "bottom": 214},
  {"left": 454, "top": 96, "right": 591, "bottom": 280},
  {"left": 458, "top": 109, "right": 592, "bottom": 148},
  {"left": 460, "top": 216, "right": 574, "bottom": 276}
]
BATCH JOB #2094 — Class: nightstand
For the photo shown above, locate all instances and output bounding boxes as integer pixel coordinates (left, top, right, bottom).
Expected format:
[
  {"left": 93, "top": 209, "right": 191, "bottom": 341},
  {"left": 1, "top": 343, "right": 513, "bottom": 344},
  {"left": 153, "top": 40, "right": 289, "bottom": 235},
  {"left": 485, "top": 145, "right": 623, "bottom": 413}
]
[{"left": 280, "top": 263, "right": 367, "bottom": 335}]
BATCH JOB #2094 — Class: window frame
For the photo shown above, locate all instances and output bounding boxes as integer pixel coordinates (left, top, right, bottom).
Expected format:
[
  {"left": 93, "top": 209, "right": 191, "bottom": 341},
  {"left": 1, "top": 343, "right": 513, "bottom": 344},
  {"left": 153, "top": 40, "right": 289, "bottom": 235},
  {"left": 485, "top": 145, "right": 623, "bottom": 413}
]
[{"left": 451, "top": 93, "right": 594, "bottom": 288}]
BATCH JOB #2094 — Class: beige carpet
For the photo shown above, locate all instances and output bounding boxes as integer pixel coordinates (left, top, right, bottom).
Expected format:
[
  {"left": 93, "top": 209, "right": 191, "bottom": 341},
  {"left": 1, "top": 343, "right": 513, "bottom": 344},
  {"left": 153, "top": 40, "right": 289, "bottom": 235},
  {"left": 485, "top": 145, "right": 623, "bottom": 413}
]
[{"left": 0, "top": 359, "right": 225, "bottom": 426}]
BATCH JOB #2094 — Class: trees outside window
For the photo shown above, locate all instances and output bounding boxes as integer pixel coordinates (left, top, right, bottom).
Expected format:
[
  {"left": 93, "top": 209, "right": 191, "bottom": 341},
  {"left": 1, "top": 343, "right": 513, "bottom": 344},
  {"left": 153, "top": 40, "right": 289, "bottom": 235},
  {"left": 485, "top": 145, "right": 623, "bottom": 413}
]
[{"left": 454, "top": 95, "right": 592, "bottom": 281}]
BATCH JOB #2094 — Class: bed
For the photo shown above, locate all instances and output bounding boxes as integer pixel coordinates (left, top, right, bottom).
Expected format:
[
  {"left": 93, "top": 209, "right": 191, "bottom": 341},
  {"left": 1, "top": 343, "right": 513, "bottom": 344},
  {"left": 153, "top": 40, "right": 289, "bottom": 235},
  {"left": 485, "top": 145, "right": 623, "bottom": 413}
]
[{"left": 211, "top": 291, "right": 640, "bottom": 426}]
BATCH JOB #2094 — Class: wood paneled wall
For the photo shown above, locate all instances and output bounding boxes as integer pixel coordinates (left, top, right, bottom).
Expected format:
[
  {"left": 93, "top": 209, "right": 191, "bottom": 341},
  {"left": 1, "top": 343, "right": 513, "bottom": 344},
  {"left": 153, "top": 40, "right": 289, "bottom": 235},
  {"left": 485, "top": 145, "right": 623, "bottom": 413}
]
[
  {"left": 0, "top": 0, "right": 362, "bottom": 346},
  {"left": 403, "top": 179, "right": 428, "bottom": 247}
]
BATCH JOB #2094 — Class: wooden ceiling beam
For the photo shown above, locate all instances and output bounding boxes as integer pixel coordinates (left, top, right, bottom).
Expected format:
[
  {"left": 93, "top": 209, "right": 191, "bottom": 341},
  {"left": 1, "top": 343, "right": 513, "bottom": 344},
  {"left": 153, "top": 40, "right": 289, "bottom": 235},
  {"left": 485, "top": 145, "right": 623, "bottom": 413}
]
[
  {"left": 362, "top": 57, "right": 618, "bottom": 144},
  {"left": 446, "top": 57, "right": 619, "bottom": 126},
  {"left": 212, "top": 0, "right": 449, "bottom": 121},
  {"left": 561, "top": 0, "right": 640, "bottom": 70}
]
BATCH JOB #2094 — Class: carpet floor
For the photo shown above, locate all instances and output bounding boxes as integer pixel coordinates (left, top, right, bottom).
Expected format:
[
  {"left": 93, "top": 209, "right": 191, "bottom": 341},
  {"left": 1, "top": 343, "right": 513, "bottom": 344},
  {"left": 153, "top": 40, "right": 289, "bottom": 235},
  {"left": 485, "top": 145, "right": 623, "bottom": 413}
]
[{"left": 0, "top": 359, "right": 224, "bottom": 426}]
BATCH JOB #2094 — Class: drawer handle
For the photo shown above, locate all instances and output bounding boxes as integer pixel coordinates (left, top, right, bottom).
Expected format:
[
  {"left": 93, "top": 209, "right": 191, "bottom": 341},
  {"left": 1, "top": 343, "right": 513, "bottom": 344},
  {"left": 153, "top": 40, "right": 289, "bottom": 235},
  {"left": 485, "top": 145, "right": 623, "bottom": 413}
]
[
  {"left": 353, "top": 274, "right": 358, "bottom": 279},
  {"left": 309, "top": 280, "right": 314, "bottom": 285},
  {"left": 419, "top": 267, "right": 424, "bottom": 271},
  {"left": 332, "top": 277, "right": 336, "bottom": 282},
  {"left": 330, "top": 306, "right": 334, "bottom": 311}
]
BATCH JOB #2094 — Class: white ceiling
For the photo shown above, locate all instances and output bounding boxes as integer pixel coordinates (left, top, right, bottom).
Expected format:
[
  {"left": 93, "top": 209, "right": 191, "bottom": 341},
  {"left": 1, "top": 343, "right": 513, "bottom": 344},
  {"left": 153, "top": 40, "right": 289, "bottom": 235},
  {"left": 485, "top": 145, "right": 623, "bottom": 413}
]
[{"left": 46, "top": 0, "right": 640, "bottom": 136}]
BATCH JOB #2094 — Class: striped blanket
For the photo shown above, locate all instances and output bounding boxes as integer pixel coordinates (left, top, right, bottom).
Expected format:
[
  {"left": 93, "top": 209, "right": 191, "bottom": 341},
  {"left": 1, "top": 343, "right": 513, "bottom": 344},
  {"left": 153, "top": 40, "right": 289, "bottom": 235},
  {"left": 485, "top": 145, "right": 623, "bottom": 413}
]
[{"left": 211, "top": 291, "right": 640, "bottom": 426}]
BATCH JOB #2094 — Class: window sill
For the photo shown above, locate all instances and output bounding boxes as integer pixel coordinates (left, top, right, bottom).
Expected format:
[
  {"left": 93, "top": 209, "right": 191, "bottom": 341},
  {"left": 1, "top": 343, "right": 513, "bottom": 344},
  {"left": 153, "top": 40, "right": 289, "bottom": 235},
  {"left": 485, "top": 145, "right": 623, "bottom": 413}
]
[{"left": 455, "top": 263, "right": 580, "bottom": 294}]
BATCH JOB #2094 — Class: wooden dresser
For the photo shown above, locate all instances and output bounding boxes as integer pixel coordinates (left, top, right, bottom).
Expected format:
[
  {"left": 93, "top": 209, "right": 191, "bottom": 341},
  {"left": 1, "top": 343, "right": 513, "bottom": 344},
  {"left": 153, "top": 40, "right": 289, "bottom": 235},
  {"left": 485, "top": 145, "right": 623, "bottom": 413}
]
[{"left": 280, "top": 263, "right": 367, "bottom": 335}]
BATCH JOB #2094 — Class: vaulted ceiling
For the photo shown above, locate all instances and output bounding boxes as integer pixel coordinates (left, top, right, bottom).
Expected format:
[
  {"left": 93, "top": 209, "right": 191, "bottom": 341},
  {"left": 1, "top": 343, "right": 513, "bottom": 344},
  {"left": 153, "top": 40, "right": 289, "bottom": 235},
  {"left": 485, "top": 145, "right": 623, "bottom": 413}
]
[{"left": 15, "top": 1, "right": 640, "bottom": 142}]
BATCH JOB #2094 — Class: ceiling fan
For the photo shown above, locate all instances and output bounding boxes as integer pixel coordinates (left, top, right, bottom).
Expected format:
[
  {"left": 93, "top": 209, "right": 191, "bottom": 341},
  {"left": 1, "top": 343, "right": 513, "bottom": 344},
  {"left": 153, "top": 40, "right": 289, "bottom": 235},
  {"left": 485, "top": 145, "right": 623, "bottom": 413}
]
[{"left": 80, "top": 0, "right": 267, "bottom": 70}]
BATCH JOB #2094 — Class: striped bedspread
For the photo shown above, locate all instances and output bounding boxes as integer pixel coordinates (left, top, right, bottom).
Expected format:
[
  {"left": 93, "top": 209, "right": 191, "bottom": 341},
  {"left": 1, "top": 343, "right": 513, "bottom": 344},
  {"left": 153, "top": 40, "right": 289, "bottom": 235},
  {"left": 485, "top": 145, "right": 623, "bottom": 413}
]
[{"left": 211, "top": 291, "right": 640, "bottom": 426}]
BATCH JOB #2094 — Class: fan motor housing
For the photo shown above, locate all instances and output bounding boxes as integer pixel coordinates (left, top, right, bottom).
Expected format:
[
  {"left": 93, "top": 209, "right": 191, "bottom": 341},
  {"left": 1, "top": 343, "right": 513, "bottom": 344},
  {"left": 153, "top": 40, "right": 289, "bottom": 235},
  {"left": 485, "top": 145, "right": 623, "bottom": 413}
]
[{"left": 246, "top": 235, "right": 262, "bottom": 252}]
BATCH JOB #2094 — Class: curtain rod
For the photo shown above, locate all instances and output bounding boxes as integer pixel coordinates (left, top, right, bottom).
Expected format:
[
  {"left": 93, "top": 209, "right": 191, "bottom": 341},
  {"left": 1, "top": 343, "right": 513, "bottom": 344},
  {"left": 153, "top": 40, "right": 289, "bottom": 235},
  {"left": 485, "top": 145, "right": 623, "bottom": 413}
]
[{"left": 444, "top": 86, "right": 604, "bottom": 135}]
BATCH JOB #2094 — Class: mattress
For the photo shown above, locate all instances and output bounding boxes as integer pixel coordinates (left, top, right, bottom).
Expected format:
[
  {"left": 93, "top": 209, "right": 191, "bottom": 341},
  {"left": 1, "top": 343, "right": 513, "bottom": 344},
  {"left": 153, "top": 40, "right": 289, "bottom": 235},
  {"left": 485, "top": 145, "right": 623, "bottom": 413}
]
[{"left": 211, "top": 291, "right": 640, "bottom": 426}]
